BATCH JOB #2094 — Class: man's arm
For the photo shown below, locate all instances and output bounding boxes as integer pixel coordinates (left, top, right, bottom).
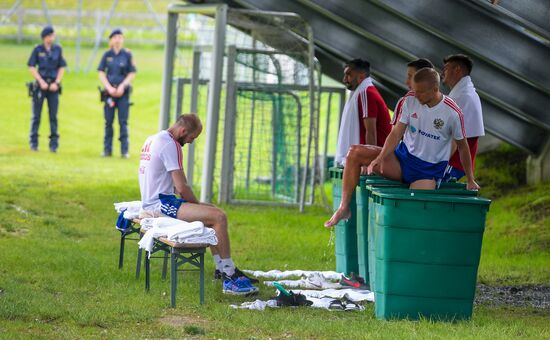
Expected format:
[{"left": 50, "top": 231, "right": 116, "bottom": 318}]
[
  {"left": 364, "top": 117, "right": 377, "bottom": 145},
  {"left": 49, "top": 67, "right": 64, "bottom": 92},
  {"left": 116, "top": 72, "right": 136, "bottom": 97},
  {"left": 98, "top": 71, "right": 116, "bottom": 96},
  {"left": 29, "top": 67, "right": 48, "bottom": 90},
  {"left": 455, "top": 138, "right": 480, "bottom": 190},
  {"left": 170, "top": 169, "right": 199, "bottom": 204}
]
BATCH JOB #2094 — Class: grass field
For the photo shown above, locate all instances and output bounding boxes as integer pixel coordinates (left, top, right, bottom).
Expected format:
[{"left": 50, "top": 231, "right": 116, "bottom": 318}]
[{"left": 0, "top": 42, "right": 549, "bottom": 338}]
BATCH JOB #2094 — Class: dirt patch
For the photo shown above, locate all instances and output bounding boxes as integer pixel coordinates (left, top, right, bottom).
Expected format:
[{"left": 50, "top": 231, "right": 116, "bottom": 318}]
[{"left": 475, "top": 284, "right": 550, "bottom": 309}]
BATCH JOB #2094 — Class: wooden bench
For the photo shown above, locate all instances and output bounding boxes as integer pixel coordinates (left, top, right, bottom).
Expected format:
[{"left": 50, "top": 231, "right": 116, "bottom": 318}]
[{"left": 144, "top": 234, "right": 208, "bottom": 307}]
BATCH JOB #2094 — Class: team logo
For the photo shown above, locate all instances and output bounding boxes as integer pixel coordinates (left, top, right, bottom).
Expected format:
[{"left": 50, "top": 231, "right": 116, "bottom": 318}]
[
  {"left": 433, "top": 118, "right": 444, "bottom": 129},
  {"left": 411, "top": 112, "right": 418, "bottom": 119},
  {"left": 410, "top": 125, "right": 417, "bottom": 133}
]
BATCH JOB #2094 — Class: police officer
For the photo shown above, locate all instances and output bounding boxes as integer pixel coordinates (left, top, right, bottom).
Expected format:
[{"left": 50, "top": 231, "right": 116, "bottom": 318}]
[
  {"left": 27, "top": 25, "right": 67, "bottom": 152},
  {"left": 97, "top": 29, "right": 136, "bottom": 158}
]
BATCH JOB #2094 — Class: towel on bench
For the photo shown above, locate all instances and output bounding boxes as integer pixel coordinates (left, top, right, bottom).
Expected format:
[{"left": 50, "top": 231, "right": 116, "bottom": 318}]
[
  {"left": 114, "top": 201, "right": 142, "bottom": 220},
  {"left": 138, "top": 217, "right": 218, "bottom": 255}
]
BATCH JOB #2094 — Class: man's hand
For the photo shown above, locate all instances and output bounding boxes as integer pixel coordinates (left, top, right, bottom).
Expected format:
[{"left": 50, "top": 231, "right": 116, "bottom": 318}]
[
  {"left": 49, "top": 83, "right": 59, "bottom": 92},
  {"left": 467, "top": 179, "right": 480, "bottom": 191},
  {"left": 39, "top": 80, "right": 48, "bottom": 91},
  {"left": 367, "top": 157, "right": 381, "bottom": 175},
  {"left": 360, "top": 165, "right": 369, "bottom": 175}
]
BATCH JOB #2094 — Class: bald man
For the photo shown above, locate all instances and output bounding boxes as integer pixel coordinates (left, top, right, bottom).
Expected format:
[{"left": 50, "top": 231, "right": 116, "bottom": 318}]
[{"left": 325, "top": 68, "right": 479, "bottom": 227}]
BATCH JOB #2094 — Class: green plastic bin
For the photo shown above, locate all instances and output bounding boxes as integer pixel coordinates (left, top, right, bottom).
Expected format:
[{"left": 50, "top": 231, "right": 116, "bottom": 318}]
[
  {"left": 356, "top": 177, "right": 404, "bottom": 280},
  {"left": 329, "top": 167, "right": 360, "bottom": 274},
  {"left": 370, "top": 188, "right": 491, "bottom": 320}
]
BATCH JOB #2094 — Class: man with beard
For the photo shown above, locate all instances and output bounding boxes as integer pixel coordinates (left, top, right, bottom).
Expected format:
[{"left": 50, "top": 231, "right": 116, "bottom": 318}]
[{"left": 138, "top": 114, "right": 258, "bottom": 295}]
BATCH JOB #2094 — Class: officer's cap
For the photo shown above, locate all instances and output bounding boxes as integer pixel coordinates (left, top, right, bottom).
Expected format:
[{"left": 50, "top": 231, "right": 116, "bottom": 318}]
[
  {"left": 41, "top": 25, "right": 54, "bottom": 38},
  {"left": 109, "top": 29, "right": 123, "bottom": 39}
]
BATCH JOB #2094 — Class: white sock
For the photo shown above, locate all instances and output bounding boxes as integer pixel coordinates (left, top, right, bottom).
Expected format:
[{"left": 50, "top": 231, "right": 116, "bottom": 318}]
[
  {"left": 220, "top": 257, "right": 235, "bottom": 276},
  {"left": 213, "top": 254, "right": 222, "bottom": 271}
]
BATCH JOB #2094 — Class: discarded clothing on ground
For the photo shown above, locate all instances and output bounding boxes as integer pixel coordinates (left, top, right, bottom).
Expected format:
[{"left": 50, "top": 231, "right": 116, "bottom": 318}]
[
  {"left": 263, "top": 272, "right": 342, "bottom": 289},
  {"left": 230, "top": 291, "right": 364, "bottom": 311},
  {"left": 114, "top": 201, "right": 142, "bottom": 219},
  {"left": 293, "top": 288, "right": 374, "bottom": 303},
  {"left": 138, "top": 217, "right": 217, "bottom": 255},
  {"left": 243, "top": 269, "right": 342, "bottom": 281}
]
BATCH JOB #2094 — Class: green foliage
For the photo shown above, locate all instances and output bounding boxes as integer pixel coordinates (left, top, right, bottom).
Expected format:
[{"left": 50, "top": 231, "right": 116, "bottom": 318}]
[{"left": 0, "top": 42, "right": 549, "bottom": 338}]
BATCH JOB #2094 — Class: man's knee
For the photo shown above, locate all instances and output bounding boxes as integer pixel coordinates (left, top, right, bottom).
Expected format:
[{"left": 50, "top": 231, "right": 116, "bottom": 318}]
[{"left": 212, "top": 208, "right": 228, "bottom": 227}]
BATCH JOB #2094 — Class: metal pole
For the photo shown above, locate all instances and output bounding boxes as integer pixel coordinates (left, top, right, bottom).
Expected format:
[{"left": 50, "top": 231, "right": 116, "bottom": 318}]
[
  {"left": 158, "top": 10, "right": 179, "bottom": 130},
  {"left": 295, "top": 95, "right": 302, "bottom": 203},
  {"left": 41, "top": 0, "right": 52, "bottom": 26},
  {"left": 219, "top": 45, "right": 237, "bottom": 204},
  {"left": 175, "top": 78, "right": 185, "bottom": 122},
  {"left": 16, "top": 6, "right": 22, "bottom": 44},
  {"left": 200, "top": 5, "right": 227, "bottom": 203},
  {"left": 75, "top": 0, "right": 83, "bottom": 72},
  {"left": 0, "top": 0, "right": 23, "bottom": 25},
  {"left": 271, "top": 96, "right": 278, "bottom": 198},
  {"left": 245, "top": 39, "right": 258, "bottom": 191},
  {"left": 86, "top": 0, "right": 119, "bottom": 72},
  {"left": 143, "top": 0, "right": 166, "bottom": 34},
  {"left": 309, "top": 65, "right": 322, "bottom": 205},
  {"left": 187, "top": 49, "right": 201, "bottom": 189},
  {"left": 299, "top": 25, "right": 316, "bottom": 212}
]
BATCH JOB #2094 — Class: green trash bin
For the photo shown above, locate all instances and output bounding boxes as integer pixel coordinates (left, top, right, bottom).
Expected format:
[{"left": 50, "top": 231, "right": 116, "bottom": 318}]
[
  {"left": 329, "top": 167, "right": 363, "bottom": 275},
  {"left": 370, "top": 188, "right": 491, "bottom": 320},
  {"left": 356, "top": 177, "right": 404, "bottom": 281},
  {"left": 365, "top": 184, "right": 476, "bottom": 293}
]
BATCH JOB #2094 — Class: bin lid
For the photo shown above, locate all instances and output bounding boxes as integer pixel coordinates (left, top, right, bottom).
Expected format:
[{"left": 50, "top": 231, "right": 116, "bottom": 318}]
[
  {"left": 370, "top": 187, "right": 491, "bottom": 205},
  {"left": 369, "top": 186, "right": 479, "bottom": 196}
]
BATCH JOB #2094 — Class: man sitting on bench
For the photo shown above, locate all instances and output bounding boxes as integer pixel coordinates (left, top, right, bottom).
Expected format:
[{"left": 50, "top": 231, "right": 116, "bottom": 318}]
[
  {"left": 324, "top": 68, "right": 480, "bottom": 227},
  {"left": 138, "top": 113, "right": 258, "bottom": 295}
]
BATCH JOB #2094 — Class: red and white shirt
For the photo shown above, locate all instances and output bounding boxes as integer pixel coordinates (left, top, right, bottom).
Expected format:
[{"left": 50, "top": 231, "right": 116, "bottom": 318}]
[
  {"left": 335, "top": 77, "right": 391, "bottom": 165},
  {"left": 139, "top": 130, "right": 183, "bottom": 211},
  {"left": 399, "top": 95, "right": 466, "bottom": 164}
]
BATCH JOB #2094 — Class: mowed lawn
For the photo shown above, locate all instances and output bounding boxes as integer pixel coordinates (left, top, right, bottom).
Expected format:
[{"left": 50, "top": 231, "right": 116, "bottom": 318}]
[{"left": 0, "top": 42, "right": 549, "bottom": 338}]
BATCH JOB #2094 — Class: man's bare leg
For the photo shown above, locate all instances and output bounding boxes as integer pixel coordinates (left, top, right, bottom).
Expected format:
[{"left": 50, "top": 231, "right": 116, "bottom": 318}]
[
  {"left": 324, "top": 145, "right": 382, "bottom": 227},
  {"left": 176, "top": 203, "right": 231, "bottom": 258},
  {"left": 409, "top": 179, "right": 436, "bottom": 190}
]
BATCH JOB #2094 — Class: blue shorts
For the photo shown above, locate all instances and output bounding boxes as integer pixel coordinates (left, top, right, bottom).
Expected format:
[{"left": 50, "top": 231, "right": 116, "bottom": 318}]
[
  {"left": 442, "top": 165, "right": 465, "bottom": 182},
  {"left": 394, "top": 143, "right": 447, "bottom": 184},
  {"left": 159, "top": 194, "right": 186, "bottom": 218}
]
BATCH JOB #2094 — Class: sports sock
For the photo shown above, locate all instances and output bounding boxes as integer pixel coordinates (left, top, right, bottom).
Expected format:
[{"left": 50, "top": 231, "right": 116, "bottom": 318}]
[
  {"left": 213, "top": 254, "right": 222, "bottom": 271},
  {"left": 220, "top": 257, "right": 235, "bottom": 277}
]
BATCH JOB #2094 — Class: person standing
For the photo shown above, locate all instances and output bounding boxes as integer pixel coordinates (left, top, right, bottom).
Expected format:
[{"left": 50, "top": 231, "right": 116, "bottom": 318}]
[
  {"left": 98, "top": 29, "right": 136, "bottom": 158},
  {"left": 27, "top": 25, "right": 66, "bottom": 152},
  {"left": 335, "top": 59, "right": 391, "bottom": 167},
  {"left": 441, "top": 54, "right": 484, "bottom": 181}
]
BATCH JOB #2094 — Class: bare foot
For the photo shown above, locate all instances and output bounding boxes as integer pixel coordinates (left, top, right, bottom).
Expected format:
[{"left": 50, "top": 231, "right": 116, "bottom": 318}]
[{"left": 324, "top": 208, "right": 351, "bottom": 228}]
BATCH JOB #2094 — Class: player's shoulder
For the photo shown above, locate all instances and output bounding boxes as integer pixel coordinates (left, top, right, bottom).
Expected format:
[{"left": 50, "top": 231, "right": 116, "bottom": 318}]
[{"left": 442, "top": 95, "right": 463, "bottom": 115}]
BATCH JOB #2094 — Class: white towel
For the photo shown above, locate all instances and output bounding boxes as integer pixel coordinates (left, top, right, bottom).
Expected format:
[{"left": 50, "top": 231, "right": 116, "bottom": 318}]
[
  {"left": 264, "top": 272, "right": 342, "bottom": 289},
  {"left": 114, "top": 201, "right": 142, "bottom": 220},
  {"left": 293, "top": 288, "right": 374, "bottom": 303},
  {"left": 138, "top": 217, "right": 217, "bottom": 256},
  {"left": 243, "top": 269, "right": 343, "bottom": 281}
]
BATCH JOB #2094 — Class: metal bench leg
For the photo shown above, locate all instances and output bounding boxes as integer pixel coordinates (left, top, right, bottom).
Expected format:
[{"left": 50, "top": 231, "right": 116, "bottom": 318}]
[
  {"left": 118, "top": 233, "right": 125, "bottom": 269},
  {"left": 135, "top": 247, "right": 142, "bottom": 279},
  {"left": 145, "top": 251, "right": 150, "bottom": 291},
  {"left": 170, "top": 251, "right": 177, "bottom": 308},
  {"left": 200, "top": 253, "right": 205, "bottom": 305},
  {"left": 162, "top": 251, "right": 168, "bottom": 280}
]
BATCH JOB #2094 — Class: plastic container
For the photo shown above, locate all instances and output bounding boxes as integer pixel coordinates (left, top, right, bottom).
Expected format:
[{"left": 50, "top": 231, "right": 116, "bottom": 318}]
[{"left": 369, "top": 188, "right": 491, "bottom": 320}]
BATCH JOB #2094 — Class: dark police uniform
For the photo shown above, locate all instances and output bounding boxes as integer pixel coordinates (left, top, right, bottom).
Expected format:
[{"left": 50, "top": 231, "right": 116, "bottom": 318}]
[
  {"left": 97, "top": 48, "right": 136, "bottom": 156},
  {"left": 27, "top": 42, "right": 67, "bottom": 151}
]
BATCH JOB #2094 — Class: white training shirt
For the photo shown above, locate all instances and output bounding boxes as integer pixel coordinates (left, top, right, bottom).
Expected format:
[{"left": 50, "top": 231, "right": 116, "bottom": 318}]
[
  {"left": 399, "top": 95, "right": 466, "bottom": 164},
  {"left": 139, "top": 130, "right": 183, "bottom": 211},
  {"left": 448, "top": 76, "right": 484, "bottom": 138}
]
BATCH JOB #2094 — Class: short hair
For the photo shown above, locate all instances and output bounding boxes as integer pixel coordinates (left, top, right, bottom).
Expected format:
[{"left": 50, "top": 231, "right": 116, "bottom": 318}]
[
  {"left": 175, "top": 113, "right": 202, "bottom": 132},
  {"left": 443, "top": 54, "right": 473, "bottom": 75},
  {"left": 407, "top": 58, "right": 434, "bottom": 70},
  {"left": 345, "top": 58, "right": 370, "bottom": 75},
  {"left": 413, "top": 67, "right": 440, "bottom": 88}
]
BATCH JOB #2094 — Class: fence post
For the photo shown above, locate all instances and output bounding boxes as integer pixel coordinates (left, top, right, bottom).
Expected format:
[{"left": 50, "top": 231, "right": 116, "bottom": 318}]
[{"left": 17, "top": 7, "right": 23, "bottom": 44}]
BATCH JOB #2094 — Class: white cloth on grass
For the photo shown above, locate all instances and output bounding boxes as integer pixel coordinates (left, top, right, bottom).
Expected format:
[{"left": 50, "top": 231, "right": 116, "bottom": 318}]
[
  {"left": 138, "top": 217, "right": 217, "bottom": 256},
  {"left": 230, "top": 296, "right": 364, "bottom": 311},
  {"left": 264, "top": 272, "right": 342, "bottom": 289},
  {"left": 243, "top": 269, "right": 342, "bottom": 281},
  {"left": 114, "top": 200, "right": 142, "bottom": 219}
]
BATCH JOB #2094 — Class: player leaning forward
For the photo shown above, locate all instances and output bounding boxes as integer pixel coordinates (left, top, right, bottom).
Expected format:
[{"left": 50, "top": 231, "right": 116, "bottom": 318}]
[
  {"left": 138, "top": 114, "right": 259, "bottom": 295},
  {"left": 325, "top": 68, "right": 480, "bottom": 227}
]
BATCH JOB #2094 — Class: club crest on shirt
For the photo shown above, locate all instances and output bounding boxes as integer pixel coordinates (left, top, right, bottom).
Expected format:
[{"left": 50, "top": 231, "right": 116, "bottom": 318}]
[
  {"left": 433, "top": 118, "right": 444, "bottom": 129},
  {"left": 411, "top": 112, "right": 418, "bottom": 119}
]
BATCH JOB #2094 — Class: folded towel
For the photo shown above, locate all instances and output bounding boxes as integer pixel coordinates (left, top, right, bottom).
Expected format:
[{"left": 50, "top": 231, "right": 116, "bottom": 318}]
[{"left": 114, "top": 201, "right": 142, "bottom": 219}]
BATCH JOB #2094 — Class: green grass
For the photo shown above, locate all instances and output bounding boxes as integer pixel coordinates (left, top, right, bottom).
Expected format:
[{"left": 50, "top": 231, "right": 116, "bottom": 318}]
[{"left": 0, "top": 42, "right": 549, "bottom": 338}]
